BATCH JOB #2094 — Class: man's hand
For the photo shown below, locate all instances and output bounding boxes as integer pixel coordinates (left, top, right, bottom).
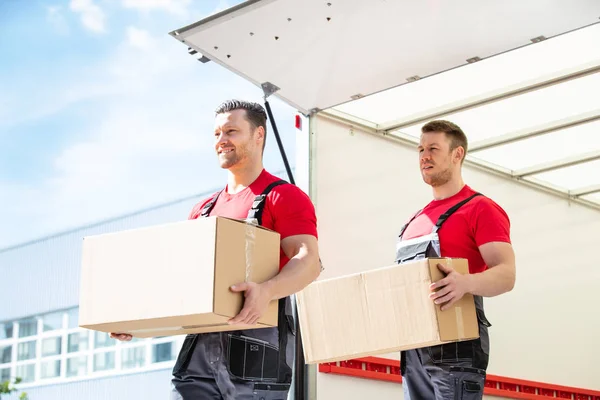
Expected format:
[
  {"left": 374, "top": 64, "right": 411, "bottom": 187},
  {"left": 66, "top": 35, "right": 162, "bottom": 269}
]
[
  {"left": 228, "top": 281, "right": 273, "bottom": 326},
  {"left": 429, "top": 263, "right": 472, "bottom": 311},
  {"left": 109, "top": 333, "right": 132, "bottom": 341}
]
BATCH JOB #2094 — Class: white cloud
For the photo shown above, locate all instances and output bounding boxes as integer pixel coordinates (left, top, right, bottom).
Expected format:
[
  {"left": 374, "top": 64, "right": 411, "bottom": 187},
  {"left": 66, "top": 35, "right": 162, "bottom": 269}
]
[
  {"left": 46, "top": 6, "right": 70, "bottom": 35},
  {"left": 126, "top": 26, "right": 152, "bottom": 49},
  {"left": 70, "top": 0, "right": 106, "bottom": 33},
  {"left": 121, "top": 0, "right": 191, "bottom": 16}
]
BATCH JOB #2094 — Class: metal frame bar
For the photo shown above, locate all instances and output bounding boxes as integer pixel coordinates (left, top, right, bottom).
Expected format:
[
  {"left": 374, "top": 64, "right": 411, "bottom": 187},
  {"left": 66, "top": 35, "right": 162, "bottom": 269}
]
[
  {"left": 570, "top": 184, "right": 600, "bottom": 197},
  {"left": 319, "top": 110, "right": 600, "bottom": 210},
  {"left": 378, "top": 60, "right": 600, "bottom": 132},
  {"left": 469, "top": 109, "right": 600, "bottom": 152},
  {"left": 513, "top": 150, "right": 600, "bottom": 177}
]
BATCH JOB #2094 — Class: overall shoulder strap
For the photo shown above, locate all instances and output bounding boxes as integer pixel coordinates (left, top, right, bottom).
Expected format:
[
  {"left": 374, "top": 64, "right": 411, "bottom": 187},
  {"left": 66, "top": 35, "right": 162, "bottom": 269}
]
[
  {"left": 432, "top": 192, "right": 482, "bottom": 233},
  {"left": 247, "top": 179, "right": 288, "bottom": 225},
  {"left": 199, "top": 190, "right": 223, "bottom": 218}
]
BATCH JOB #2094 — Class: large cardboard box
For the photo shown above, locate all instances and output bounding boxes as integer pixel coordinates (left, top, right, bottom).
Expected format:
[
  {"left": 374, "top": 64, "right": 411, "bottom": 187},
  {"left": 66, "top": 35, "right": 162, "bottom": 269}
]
[
  {"left": 78, "top": 216, "right": 281, "bottom": 338},
  {"left": 296, "top": 258, "right": 478, "bottom": 364}
]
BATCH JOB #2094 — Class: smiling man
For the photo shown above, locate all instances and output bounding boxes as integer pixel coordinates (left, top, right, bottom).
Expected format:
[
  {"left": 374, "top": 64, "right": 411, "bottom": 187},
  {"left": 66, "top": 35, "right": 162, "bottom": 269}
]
[
  {"left": 394, "top": 120, "right": 516, "bottom": 400},
  {"left": 111, "top": 100, "right": 321, "bottom": 399}
]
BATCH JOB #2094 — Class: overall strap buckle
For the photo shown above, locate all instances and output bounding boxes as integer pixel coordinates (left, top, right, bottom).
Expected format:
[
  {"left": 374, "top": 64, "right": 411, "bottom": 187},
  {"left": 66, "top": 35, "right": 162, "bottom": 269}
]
[{"left": 246, "top": 180, "right": 288, "bottom": 226}]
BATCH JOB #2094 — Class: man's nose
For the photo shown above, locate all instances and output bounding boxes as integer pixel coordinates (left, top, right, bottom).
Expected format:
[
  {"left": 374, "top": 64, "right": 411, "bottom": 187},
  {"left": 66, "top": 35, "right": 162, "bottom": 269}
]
[{"left": 215, "top": 132, "right": 226, "bottom": 144}]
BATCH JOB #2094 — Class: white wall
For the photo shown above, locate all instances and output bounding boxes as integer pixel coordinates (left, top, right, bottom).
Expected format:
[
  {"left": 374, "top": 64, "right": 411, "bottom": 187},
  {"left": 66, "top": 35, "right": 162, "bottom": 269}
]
[{"left": 309, "top": 115, "right": 600, "bottom": 399}]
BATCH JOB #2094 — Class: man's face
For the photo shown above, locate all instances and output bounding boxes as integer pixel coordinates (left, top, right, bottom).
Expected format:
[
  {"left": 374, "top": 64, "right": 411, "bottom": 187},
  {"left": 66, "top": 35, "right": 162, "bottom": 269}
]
[
  {"left": 214, "top": 109, "right": 263, "bottom": 170},
  {"left": 418, "top": 131, "right": 461, "bottom": 187}
]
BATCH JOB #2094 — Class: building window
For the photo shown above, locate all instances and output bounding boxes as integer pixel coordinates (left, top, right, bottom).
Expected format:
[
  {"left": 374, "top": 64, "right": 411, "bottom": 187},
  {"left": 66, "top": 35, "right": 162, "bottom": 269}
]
[
  {"left": 42, "top": 336, "right": 62, "bottom": 357},
  {"left": 66, "top": 355, "right": 87, "bottom": 377},
  {"left": 93, "top": 351, "right": 115, "bottom": 372},
  {"left": 121, "top": 346, "right": 146, "bottom": 370},
  {"left": 153, "top": 342, "right": 176, "bottom": 363},
  {"left": 1, "top": 367, "right": 10, "bottom": 381},
  {"left": 40, "top": 359, "right": 61, "bottom": 379},
  {"left": 0, "top": 323, "right": 13, "bottom": 340},
  {"left": 68, "top": 331, "right": 88, "bottom": 353},
  {"left": 0, "top": 307, "right": 182, "bottom": 387},
  {"left": 0, "top": 345, "right": 11, "bottom": 364},
  {"left": 42, "top": 312, "right": 63, "bottom": 332},
  {"left": 15, "top": 363, "right": 35, "bottom": 383},
  {"left": 17, "top": 341, "right": 36, "bottom": 361},
  {"left": 17, "top": 319, "right": 37, "bottom": 338}
]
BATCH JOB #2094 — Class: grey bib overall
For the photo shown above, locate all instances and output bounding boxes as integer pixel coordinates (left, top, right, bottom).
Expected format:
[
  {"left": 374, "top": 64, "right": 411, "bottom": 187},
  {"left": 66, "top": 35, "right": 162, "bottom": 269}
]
[
  {"left": 395, "top": 193, "right": 492, "bottom": 400},
  {"left": 171, "top": 180, "right": 296, "bottom": 400}
]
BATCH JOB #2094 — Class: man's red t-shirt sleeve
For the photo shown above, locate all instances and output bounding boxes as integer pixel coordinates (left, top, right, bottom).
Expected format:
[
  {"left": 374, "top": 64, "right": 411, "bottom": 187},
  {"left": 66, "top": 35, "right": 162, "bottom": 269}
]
[
  {"left": 472, "top": 199, "right": 511, "bottom": 247},
  {"left": 267, "top": 185, "right": 318, "bottom": 240}
]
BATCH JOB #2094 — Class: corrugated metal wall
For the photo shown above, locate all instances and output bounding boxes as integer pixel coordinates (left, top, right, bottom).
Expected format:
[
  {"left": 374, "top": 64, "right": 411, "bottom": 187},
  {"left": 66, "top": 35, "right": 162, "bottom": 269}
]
[{"left": 2, "top": 369, "right": 173, "bottom": 400}]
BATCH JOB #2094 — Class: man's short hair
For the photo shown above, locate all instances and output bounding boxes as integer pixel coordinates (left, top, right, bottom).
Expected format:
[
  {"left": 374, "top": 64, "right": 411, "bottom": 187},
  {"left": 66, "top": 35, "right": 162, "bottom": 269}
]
[
  {"left": 421, "top": 120, "right": 468, "bottom": 162},
  {"left": 215, "top": 99, "right": 268, "bottom": 151}
]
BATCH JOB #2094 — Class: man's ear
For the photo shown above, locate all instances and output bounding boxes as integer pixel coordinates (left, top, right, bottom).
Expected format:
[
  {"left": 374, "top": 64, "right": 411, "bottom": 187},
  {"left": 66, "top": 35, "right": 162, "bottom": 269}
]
[
  {"left": 255, "top": 126, "right": 265, "bottom": 145},
  {"left": 454, "top": 146, "right": 465, "bottom": 163}
]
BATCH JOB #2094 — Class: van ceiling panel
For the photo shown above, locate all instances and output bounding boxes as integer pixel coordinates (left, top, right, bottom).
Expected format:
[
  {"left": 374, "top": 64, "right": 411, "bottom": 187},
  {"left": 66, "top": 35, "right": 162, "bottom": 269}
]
[{"left": 170, "top": 0, "right": 600, "bottom": 114}]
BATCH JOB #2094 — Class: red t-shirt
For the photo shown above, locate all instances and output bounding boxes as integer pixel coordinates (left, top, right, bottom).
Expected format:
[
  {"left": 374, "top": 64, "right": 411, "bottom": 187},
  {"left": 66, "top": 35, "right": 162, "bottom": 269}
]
[
  {"left": 188, "top": 169, "right": 318, "bottom": 270},
  {"left": 401, "top": 185, "right": 511, "bottom": 274}
]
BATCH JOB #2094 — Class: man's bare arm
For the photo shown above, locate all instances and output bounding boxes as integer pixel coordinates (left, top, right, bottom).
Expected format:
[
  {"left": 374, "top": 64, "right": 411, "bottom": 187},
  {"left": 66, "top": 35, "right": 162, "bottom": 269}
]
[
  {"left": 467, "top": 241, "right": 516, "bottom": 297},
  {"left": 228, "top": 234, "right": 321, "bottom": 325}
]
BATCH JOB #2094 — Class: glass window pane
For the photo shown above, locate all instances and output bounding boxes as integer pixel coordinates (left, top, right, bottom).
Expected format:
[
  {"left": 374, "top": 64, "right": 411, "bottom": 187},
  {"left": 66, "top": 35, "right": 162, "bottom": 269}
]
[
  {"left": 66, "top": 356, "right": 87, "bottom": 378},
  {"left": 17, "top": 341, "right": 36, "bottom": 361},
  {"left": 1, "top": 345, "right": 11, "bottom": 364},
  {"left": 1, "top": 367, "right": 10, "bottom": 382},
  {"left": 0, "top": 323, "right": 13, "bottom": 340},
  {"left": 94, "top": 332, "right": 115, "bottom": 349},
  {"left": 41, "top": 359, "right": 61, "bottom": 379},
  {"left": 18, "top": 319, "right": 37, "bottom": 338},
  {"left": 67, "top": 308, "right": 79, "bottom": 329},
  {"left": 68, "top": 332, "right": 89, "bottom": 353},
  {"left": 42, "top": 312, "right": 63, "bottom": 332},
  {"left": 42, "top": 337, "right": 62, "bottom": 357},
  {"left": 93, "top": 352, "right": 115, "bottom": 372},
  {"left": 121, "top": 346, "right": 146, "bottom": 370},
  {"left": 15, "top": 363, "right": 35, "bottom": 383},
  {"left": 153, "top": 342, "right": 176, "bottom": 363}
]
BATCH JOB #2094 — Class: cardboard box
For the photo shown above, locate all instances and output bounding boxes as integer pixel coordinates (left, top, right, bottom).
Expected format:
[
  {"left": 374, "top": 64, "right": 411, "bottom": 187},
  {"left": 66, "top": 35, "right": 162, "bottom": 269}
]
[
  {"left": 296, "top": 258, "right": 478, "bottom": 364},
  {"left": 78, "top": 216, "right": 281, "bottom": 338}
]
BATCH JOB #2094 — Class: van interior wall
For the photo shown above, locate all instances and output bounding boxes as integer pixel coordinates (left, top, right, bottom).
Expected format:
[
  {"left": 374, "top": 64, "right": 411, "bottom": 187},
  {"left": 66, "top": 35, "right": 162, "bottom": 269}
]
[{"left": 310, "top": 114, "right": 600, "bottom": 396}]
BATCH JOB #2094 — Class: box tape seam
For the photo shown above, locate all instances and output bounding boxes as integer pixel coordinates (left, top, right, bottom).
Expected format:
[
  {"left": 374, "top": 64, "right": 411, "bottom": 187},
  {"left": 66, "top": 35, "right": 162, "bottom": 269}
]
[{"left": 244, "top": 219, "right": 257, "bottom": 282}]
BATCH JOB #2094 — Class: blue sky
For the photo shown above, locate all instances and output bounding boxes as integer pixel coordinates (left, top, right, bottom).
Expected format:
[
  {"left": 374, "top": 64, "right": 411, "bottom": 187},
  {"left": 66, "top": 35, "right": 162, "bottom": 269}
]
[{"left": 0, "top": 0, "right": 298, "bottom": 248}]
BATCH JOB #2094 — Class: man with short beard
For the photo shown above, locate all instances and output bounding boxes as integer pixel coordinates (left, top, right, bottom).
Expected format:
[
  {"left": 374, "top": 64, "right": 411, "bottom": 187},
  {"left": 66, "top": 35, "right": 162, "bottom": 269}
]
[
  {"left": 111, "top": 100, "right": 321, "bottom": 399},
  {"left": 395, "top": 120, "right": 516, "bottom": 400}
]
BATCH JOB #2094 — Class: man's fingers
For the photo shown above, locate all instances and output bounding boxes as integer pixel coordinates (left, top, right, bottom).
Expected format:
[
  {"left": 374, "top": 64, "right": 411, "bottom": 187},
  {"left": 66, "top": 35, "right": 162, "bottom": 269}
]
[
  {"left": 440, "top": 297, "right": 459, "bottom": 311},
  {"left": 229, "top": 309, "right": 249, "bottom": 324},
  {"left": 109, "top": 333, "right": 132, "bottom": 341},
  {"left": 230, "top": 282, "right": 249, "bottom": 292},
  {"left": 430, "top": 277, "right": 450, "bottom": 290},
  {"left": 430, "top": 286, "right": 451, "bottom": 300},
  {"left": 436, "top": 262, "right": 454, "bottom": 274},
  {"left": 433, "top": 292, "right": 454, "bottom": 305}
]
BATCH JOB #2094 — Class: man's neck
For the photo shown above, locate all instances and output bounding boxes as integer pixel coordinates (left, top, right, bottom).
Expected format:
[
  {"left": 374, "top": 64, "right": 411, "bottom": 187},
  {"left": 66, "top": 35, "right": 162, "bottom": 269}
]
[
  {"left": 227, "top": 161, "right": 264, "bottom": 194},
  {"left": 432, "top": 177, "right": 465, "bottom": 200}
]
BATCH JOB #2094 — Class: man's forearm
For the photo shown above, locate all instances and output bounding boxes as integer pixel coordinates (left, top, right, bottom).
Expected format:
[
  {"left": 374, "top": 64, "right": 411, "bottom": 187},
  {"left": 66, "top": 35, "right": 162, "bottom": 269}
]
[
  {"left": 467, "top": 263, "right": 515, "bottom": 297},
  {"left": 262, "top": 255, "right": 320, "bottom": 301}
]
